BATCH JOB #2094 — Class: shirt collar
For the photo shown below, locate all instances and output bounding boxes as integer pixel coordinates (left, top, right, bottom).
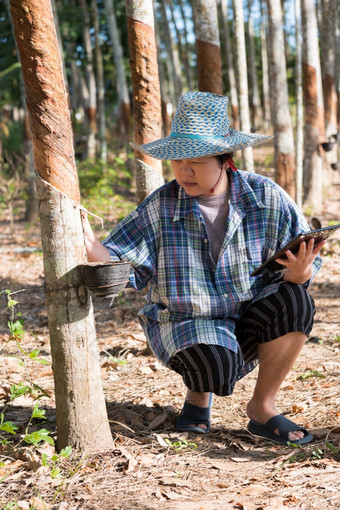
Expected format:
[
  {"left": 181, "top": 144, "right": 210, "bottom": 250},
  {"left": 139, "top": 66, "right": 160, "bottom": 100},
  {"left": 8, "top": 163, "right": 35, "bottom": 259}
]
[{"left": 173, "top": 172, "right": 264, "bottom": 222}]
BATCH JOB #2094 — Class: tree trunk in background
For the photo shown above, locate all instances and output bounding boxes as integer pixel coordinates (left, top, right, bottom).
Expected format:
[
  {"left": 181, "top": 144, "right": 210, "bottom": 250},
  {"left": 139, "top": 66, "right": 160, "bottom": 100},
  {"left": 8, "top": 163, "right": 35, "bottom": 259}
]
[
  {"left": 159, "top": 0, "right": 183, "bottom": 102},
  {"left": 247, "top": 0, "right": 260, "bottom": 131},
  {"left": 301, "top": 0, "right": 324, "bottom": 213},
  {"left": 336, "top": 2, "right": 340, "bottom": 134},
  {"left": 178, "top": 0, "right": 195, "bottom": 89},
  {"left": 232, "top": 0, "right": 254, "bottom": 170},
  {"left": 193, "top": 0, "right": 223, "bottom": 95},
  {"left": 79, "top": 0, "right": 97, "bottom": 161},
  {"left": 168, "top": 0, "right": 192, "bottom": 90},
  {"left": 260, "top": 0, "right": 271, "bottom": 131},
  {"left": 320, "top": 0, "right": 337, "bottom": 149},
  {"left": 104, "top": 0, "right": 131, "bottom": 144},
  {"left": 154, "top": 6, "right": 171, "bottom": 136},
  {"left": 9, "top": 0, "right": 113, "bottom": 453},
  {"left": 91, "top": 0, "right": 107, "bottom": 164},
  {"left": 266, "top": 0, "right": 296, "bottom": 198},
  {"left": 295, "top": 0, "right": 304, "bottom": 208},
  {"left": 126, "top": 0, "right": 163, "bottom": 204},
  {"left": 218, "top": 0, "right": 239, "bottom": 129}
]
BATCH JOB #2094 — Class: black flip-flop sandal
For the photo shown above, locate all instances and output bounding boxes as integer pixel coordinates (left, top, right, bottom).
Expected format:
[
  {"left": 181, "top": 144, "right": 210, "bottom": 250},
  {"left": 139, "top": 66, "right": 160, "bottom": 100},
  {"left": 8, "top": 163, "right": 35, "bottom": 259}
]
[
  {"left": 176, "top": 394, "right": 213, "bottom": 434},
  {"left": 247, "top": 415, "right": 313, "bottom": 445}
]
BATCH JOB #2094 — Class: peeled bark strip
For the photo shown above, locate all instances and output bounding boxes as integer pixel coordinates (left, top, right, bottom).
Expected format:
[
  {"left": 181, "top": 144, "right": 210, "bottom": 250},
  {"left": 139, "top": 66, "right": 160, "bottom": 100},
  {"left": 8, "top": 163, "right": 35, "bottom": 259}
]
[
  {"left": 193, "top": 0, "right": 223, "bottom": 94},
  {"left": 9, "top": 0, "right": 79, "bottom": 202},
  {"left": 126, "top": 1, "right": 163, "bottom": 204},
  {"left": 9, "top": 0, "right": 113, "bottom": 452},
  {"left": 301, "top": 0, "right": 324, "bottom": 212},
  {"left": 266, "top": 0, "right": 296, "bottom": 198}
]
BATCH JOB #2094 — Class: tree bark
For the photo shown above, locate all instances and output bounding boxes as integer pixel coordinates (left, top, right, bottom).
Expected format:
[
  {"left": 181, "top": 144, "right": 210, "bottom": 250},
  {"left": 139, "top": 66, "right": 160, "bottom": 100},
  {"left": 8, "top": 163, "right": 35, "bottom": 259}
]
[
  {"left": 104, "top": 0, "right": 131, "bottom": 144},
  {"left": 9, "top": 0, "right": 113, "bottom": 453},
  {"left": 126, "top": 0, "right": 163, "bottom": 204},
  {"left": 159, "top": 0, "right": 183, "bottom": 101},
  {"left": 301, "top": 0, "right": 324, "bottom": 212},
  {"left": 260, "top": 0, "right": 271, "bottom": 131},
  {"left": 266, "top": 0, "right": 296, "bottom": 198},
  {"left": 247, "top": 0, "right": 260, "bottom": 131},
  {"left": 295, "top": 0, "right": 304, "bottom": 209},
  {"left": 218, "top": 0, "right": 239, "bottom": 129},
  {"left": 320, "top": 0, "right": 337, "bottom": 147},
  {"left": 193, "top": 0, "right": 223, "bottom": 95},
  {"left": 91, "top": 0, "right": 107, "bottom": 164},
  {"left": 232, "top": 0, "right": 254, "bottom": 170},
  {"left": 79, "top": 0, "right": 97, "bottom": 161}
]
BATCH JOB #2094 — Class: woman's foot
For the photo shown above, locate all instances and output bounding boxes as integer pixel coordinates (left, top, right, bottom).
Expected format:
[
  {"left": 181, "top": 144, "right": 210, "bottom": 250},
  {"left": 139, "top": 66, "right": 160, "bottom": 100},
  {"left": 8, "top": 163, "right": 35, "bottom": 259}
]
[
  {"left": 246, "top": 398, "right": 305, "bottom": 442},
  {"left": 182, "top": 390, "right": 211, "bottom": 431}
]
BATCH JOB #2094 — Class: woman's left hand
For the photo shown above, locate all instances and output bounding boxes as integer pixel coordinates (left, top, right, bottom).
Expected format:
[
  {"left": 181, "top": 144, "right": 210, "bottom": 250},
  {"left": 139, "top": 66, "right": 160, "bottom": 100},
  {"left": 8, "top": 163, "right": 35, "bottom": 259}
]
[{"left": 276, "top": 238, "right": 325, "bottom": 284}]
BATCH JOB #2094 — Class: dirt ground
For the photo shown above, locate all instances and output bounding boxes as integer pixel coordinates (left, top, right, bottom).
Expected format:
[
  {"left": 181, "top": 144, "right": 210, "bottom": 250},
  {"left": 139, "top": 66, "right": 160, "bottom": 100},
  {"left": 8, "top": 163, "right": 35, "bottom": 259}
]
[{"left": 1, "top": 166, "right": 340, "bottom": 510}]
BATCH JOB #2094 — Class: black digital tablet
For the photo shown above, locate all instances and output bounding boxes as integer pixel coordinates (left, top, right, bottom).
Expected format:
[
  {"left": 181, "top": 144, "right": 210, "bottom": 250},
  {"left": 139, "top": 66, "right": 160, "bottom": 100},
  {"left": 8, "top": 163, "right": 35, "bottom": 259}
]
[{"left": 250, "top": 224, "right": 340, "bottom": 276}]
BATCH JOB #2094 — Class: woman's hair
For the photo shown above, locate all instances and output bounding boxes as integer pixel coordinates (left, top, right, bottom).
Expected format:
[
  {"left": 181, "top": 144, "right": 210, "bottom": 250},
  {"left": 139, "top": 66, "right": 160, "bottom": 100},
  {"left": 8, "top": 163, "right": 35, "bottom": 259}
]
[{"left": 216, "top": 153, "right": 234, "bottom": 167}]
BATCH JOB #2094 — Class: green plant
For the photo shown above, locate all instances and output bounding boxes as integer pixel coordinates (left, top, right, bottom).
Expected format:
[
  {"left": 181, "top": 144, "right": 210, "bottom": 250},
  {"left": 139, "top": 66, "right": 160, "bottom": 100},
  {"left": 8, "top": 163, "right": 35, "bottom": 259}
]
[
  {"left": 41, "top": 446, "right": 72, "bottom": 478},
  {"left": 298, "top": 369, "right": 326, "bottom": 380},
  {"left": 164, "top": 437, "right": 198, "bottom": 453}
]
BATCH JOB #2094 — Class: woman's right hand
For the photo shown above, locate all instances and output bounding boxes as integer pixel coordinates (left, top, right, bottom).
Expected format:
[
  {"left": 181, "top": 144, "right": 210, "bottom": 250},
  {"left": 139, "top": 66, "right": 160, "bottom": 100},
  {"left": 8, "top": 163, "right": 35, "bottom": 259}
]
[{"left": 80, "top": 210, "right": 111, "bottom": 263}]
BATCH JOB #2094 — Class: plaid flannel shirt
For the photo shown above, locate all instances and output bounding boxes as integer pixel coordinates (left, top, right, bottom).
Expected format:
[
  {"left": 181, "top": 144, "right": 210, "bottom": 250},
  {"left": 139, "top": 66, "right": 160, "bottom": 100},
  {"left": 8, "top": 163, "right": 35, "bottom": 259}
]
[{"left": 103, "top": 170, "right": 321, "bottom": 375}]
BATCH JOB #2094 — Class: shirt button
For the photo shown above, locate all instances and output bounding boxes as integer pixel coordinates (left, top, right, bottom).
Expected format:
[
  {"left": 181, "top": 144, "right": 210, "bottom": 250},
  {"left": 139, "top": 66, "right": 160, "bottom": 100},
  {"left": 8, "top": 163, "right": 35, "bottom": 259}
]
[
  {"left": 204, "top": 238, "right": 208, "bottom": 243},
  {"left": 224, "top": 293, "right": 228, "bottom": 298}
]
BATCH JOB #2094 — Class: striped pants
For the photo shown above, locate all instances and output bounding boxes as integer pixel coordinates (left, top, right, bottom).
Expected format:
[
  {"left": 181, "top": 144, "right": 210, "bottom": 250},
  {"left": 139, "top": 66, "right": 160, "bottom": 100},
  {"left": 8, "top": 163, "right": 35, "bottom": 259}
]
[{"left": 168, "top": 282, "right": 315, "bottom": 396}]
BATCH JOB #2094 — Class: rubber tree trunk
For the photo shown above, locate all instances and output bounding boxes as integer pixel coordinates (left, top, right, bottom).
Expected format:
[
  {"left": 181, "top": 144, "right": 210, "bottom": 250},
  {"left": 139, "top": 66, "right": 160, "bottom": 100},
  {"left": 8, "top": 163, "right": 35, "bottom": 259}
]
[
  {"left": 295, "top": 0, "right": 304, "bottom": 209},
  {"left": 104, "top": 0, "right": 131, "bottom": 144},
  {"left": 154, "top": 5, "right": 171, "bottom": 137},
  {"left": 192, "top": 0, "right": 223, "bottom": 95},
  {"left": 159, "top": 0, "right": 183, "bottom": 102},
  {"left": 336, "top": 2, "right": 340, "bottom": 134},
  {"left": 232, "top": 0, "right": 254, "bottom": 170},
  {"left": 218, "top": 0, "right": 239, "bottom": 129},
  {"left": 91, "top": 0, "right": 107, "bottom": 165},
  {"left": 9, "top": 0, "right": 113, "bottom": 453},
  {"left": 266, "top": 0, "right": 296, "bottom": 198},
  {"left": 301, "top": 0, "right": 324, "bottom": 213},
  {"left": 126, "top": 0, "right": 163, "bottom": 204},
  {"left": 177, "top": 0, "right": 195, "bottom": 89},
  {"left": 320, "top": 0, "right": 337, "bottom": 166},
  {"left": 260, "top": 0, "right": 271, "bottom": 131},
  {"left": 168, "top": 0, "right": 192, "bottom": 90},
  {"left": 79, "top": 0, "right": 97, "bottom": 161},
  {"left": 247, "top": 0, "right": 260, "bottom": 131}
]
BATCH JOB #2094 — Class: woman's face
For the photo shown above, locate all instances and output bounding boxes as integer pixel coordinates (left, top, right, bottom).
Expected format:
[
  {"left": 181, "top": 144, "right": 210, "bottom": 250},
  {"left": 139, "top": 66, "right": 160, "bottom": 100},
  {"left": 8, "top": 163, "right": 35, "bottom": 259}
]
[{"left": 171, "top": 157, "right": 229, "bottom": 197}]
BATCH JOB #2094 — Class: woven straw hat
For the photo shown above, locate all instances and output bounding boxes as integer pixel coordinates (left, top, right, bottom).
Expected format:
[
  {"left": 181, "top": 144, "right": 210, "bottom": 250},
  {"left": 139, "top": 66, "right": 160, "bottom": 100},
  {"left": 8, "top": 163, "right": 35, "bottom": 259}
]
[{"left": 132, "top": 91, "right": 272, "bottom": 160}]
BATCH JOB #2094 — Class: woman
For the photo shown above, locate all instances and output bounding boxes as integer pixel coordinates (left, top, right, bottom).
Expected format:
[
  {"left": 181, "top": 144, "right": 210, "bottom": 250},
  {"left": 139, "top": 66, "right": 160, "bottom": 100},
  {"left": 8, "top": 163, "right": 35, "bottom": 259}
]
[{"left": 82, "top": 91, "right": 324, "bottom": 445}]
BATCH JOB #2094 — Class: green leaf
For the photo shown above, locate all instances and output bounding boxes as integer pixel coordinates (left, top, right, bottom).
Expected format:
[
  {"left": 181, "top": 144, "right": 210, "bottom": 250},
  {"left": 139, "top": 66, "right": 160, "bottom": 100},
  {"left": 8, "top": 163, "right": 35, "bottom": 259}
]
[
  {"left": 32, "top": 358, "right": 50, "bottom": 365},
  {"left": 298, "top": 369, "right": 326, "bottom": 380},
  {"left": 23, "top": 428, "right": 54, "bottom": 446},
  {"left": 29, "top": 349, "right": 40, "bottom": 359},
  {"left": 41, "top": 453, "right": 49, "bottom": 467},
  {"left": 51, "top": 466, "right": 61, "bottom": 478},
  {"left": 10, "top": 383, "right": 31, "bottom": 400},
  {"left": 59, "top": 446, "right": 72, "bottom": 457},
  {"left": 0, "top": 421, "right": 18, "bottom": 434},
  {"left": 31, "top": 403, "right": 46, "bottom": 419}
]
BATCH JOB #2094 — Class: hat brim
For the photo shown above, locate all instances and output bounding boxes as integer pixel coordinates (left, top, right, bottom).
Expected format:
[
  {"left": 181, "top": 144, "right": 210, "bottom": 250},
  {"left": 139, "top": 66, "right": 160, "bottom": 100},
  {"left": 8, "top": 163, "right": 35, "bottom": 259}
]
[{"left": 132, "top": 129, "right": 273, "bottom": 160}]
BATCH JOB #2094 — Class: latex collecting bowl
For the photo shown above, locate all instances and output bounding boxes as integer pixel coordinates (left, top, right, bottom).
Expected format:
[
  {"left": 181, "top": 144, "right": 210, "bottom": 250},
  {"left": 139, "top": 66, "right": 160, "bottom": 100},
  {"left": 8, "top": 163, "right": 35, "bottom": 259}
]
[{"left": 80, "top": 261, "right": 131, "bottom": 298}]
